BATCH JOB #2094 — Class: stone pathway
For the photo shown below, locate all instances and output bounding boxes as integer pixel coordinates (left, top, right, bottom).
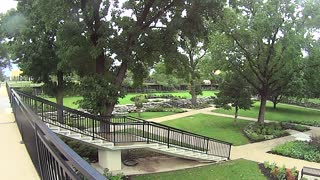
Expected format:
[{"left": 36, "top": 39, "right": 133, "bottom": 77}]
[{"left": 0, "top": 83, "right": 39, "bottom": 180}]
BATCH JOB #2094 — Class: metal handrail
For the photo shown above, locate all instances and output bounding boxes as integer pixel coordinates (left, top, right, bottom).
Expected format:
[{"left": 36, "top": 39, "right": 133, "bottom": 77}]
[
  {"left": 7, "top": 83, "right": 106, "bottom": 180},
  {"left": 14, "top": 88, "right": 232, "bottom": 159}
]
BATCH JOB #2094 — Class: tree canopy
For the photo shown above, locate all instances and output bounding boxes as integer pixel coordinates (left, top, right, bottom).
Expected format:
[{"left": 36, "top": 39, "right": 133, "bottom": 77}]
[{"left": 210, "top": 0, "right": 320, "bottom": 123}]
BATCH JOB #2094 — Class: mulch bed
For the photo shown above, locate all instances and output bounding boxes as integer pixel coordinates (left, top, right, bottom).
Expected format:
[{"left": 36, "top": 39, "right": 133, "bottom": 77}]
[{"left": 258, "top": 163, "right": 299, "bottom": 180}]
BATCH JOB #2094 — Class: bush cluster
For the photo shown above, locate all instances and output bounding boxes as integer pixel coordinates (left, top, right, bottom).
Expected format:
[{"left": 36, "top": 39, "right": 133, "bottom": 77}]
[
  {"left": 280, "top": 122, "right": 310, "bottom": 132},
  {"left": 244, "top": 123, "right": 289, "bottom": 142},
  {"left": 271, "top": 140, "right": 320, "bottom": 163},
  {"left": 263, "top": 161, "right": 298, "bottom": 180},
  {"left": 145, "top": 107, "right": 186, "bottom": 113},
  {"left": 60, "top": 137, "right": 98, "bottom": 163}
]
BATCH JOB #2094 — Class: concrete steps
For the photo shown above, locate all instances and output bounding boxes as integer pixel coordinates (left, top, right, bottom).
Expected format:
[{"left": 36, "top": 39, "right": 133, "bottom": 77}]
[{"left": 46, "top": 122, "right": 227, "bottom": 163}]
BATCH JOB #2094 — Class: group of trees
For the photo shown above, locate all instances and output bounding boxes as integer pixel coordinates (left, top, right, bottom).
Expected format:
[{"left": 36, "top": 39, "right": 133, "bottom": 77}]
[{"left": 0, "top": 0, "right": 320, "bottom": 125}]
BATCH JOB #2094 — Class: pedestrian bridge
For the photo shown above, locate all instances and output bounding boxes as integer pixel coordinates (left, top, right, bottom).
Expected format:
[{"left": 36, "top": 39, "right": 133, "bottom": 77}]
[{"left": 7, "top": 83, "right": 231, "bottom": 179}]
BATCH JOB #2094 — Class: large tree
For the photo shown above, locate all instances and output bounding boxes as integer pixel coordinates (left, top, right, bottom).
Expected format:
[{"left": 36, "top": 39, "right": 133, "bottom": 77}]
[
  {"left": 54, "top": 1, "right": 225, "bottom": 119},
  {"left": 210, "top": 0, "right": 320, "bottom": 124}
]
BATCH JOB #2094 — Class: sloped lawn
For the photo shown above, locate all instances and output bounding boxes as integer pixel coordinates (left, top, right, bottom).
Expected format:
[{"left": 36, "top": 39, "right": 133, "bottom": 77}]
[
  {"left": 132, "top": 159, "right": 266, "bottom": 180},
  {"left": 162, "top": 114, "right": 251, "bottom": 146}
]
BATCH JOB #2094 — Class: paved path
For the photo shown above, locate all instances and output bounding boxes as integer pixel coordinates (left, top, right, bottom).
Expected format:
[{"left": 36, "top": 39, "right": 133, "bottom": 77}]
[
  {"left": 147, "top": 106, "right": 216, "bottom": 123},
  {"left": 0, "top": 83, "right": 39, "bottom": 180}
]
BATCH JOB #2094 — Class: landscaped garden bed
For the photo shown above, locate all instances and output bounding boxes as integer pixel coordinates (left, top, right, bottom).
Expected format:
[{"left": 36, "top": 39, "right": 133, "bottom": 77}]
[
  {"left": 243, "top": 122, "right": 310, "bottom": 142},
  {"left": 259, "top": 161, "right": 299, "bottom": 180},
  {"left": 270, "top": 137, "right": 320, "bottom": 163}
]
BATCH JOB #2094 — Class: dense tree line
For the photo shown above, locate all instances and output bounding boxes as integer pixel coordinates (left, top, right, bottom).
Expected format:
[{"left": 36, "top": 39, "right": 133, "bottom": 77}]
[{"left": 0, "top": 0, "right": 319, "bottom": 125}]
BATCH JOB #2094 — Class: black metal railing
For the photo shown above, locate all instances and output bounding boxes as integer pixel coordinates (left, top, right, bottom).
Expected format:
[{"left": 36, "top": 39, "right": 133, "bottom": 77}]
[
  {"left": 6, "top": 83, "right": 106, "bottom": 180},
  {"left": 13, "top": 88, "right": 232, "bottom": 159}
]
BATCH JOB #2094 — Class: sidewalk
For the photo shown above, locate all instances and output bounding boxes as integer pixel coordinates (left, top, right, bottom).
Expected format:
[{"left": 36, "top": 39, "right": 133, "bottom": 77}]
[{"left": 0, "top": 83, "right": 39, "bottom": 180}]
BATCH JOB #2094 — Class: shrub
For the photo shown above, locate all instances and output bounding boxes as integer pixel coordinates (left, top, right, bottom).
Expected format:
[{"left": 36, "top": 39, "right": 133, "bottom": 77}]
[
  {"left": 145, "top": 107, "right": 186, "bottom": 113},
  {"left": 60, "top": 137, "right": 98, "bottom": 162},
  {"left": 244, "top": 123, "right": 289, "bottom": 142},
  {"left": 310, "top": 135, "right": 320, "bottom": 149},
  {"left": 262, "top": 161, "right": 298, "bottom": 180},
  {"left": 280, "top": 122, "right": 310, "bottom": 132},
  {"left": 103, "top": 169, "right": 124, "bottom": 180},
  {"left": 271, "top": 141, "right": 320, "bottom": 163}
]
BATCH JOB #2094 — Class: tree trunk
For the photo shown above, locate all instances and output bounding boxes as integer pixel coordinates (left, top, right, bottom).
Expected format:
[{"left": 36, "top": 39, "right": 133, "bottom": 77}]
[
  {"left": 258, "top": 94, "right": 267, "bottom": 124},
  {"left": 190, "top": 80, "right": 197, "bottom": 106},
  {"left": 234, "top": 106, "right": 238, "bottom": 125},
  {"left": 56, "top": 71, "right": 64, "bottom": 123},
  {"left": 273, "top": 101, "right": 277, "bottom": 109}
]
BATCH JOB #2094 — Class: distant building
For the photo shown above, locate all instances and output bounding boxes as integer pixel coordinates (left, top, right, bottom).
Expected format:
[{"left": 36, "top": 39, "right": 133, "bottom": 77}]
[{"left": 10, "top": 69, "right": 23, "bottom": 81}]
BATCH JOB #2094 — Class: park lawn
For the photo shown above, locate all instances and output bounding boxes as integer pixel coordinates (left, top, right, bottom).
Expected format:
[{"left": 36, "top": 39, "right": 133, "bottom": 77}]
[
  {"left": 8, "top": 81, "right": 43, "bottom": 87},
  {"left": 308, "top": 98, "right": 320, "bottom": 104},
  {"left": 162, "top": 114, "right": 250, "bottom": 146},
  {"left": 129, "top": 112, "right": 177, "bottom": 119},
  {"left": 132, "top": 159, "right": 266, "bottom": 180},
  {"left": 213, "top": 101, "right": 320, "bottom": 126},
  {"left": 44, "top": 90, "right": 218, "bottom": 108},
  {"left": 45, "top": 96, "right": 82, "bottom": 109}
]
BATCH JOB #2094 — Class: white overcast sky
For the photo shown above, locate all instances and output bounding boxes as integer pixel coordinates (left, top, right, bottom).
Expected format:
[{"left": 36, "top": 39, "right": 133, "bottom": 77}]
[
  {"left": 1, "top": 0, "right": 17, "bottom": 76},
  {"left": 0, "top": 0, "right": 17, "bottom": 13}
]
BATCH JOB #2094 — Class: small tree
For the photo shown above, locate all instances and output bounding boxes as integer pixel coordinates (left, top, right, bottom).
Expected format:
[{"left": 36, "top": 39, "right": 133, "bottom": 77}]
[
  {"left": 215, "top": 72, "right": 253, "bottom": 124},
  {"left": 134, "top": 95, "right": 146, "bottom": 118}
]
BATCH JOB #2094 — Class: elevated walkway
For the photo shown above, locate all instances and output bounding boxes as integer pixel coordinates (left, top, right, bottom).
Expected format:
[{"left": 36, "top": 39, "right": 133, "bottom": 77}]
[
  {"left": 0, "top": 83, "right": 39, "bottom": 180},
  {"left": 15, "top": 89, "right": 232, "bottom": 171}
]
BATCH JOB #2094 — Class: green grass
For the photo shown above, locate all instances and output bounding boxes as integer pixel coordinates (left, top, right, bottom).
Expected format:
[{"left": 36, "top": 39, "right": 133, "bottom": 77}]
[
  {"left": 44, "top": 90, "right": 218, "bottom": 108},
  {"left": 213, "top": 101, "right": 320, "bottom": 126},
  {"left": 307, "top": 98, "right": 320, "bottom": 104},
  {"left": 162, "top": 114, "right": 250, "bottom": 146},
  {"left": 8, "top": 81, "right": 43, "bottom": 87},
  {"left": 132, "top": 159, "right": 266, "bottom": 180},
  {"left": 129, "top": 112, "right": 177, "bottom": 119},
  {"left": 45, "top": 96, "right": 82, "bottom": 109}
]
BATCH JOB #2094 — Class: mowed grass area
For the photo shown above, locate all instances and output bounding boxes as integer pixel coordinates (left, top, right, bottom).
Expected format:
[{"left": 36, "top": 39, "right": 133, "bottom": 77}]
[
  {"left": 162, "top": 114, "right": 250, "bottom": 146},
  {"left": 132, "top": 159, "right": 266, "bottom": 180},
  {"left": 213, "top": 101, "right": 320, "bottom": 126},
  {"left": 44, "top": 90, "right": 218, "bottom": 108}
]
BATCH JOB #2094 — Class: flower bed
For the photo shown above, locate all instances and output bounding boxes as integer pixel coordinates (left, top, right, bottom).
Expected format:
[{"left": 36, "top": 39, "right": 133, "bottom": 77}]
[{"left": 259, "top": 161, "right": 298, "bottom": 180}]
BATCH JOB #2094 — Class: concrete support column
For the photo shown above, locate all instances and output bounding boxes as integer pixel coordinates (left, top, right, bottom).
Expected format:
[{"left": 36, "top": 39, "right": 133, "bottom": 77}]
[{"left": 98, "top": 149, "right": 122, "bottom": 171}]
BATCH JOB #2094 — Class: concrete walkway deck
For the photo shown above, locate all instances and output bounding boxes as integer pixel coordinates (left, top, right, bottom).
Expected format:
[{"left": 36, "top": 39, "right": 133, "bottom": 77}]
[{"left": 0, "top": 83, "right": 39, "bottom": 180}]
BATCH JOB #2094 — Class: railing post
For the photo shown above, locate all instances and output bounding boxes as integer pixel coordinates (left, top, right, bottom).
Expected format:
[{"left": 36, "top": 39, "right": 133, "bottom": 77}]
[
  {"left": 113, "top": 123, "right": 116, "bottom": 143},
  {"left": 41, "top": 102, "right": 44, "bottom": 121},
  {"left": 92, "top": 119, "right": 95, "bottom": 140},
  {"left": 167, "top": 127, "right": 170, "bottom": 148},
  {"left": 142, "top": 121, "right": 145, "bottom": 138},
  {"left": 180, "top": 132, "right": 183, "bottom": 147},
  {"left": 228, "top": 144, "right": 232, "bottom": 159},
  {"left": 206, "top": 138, "right": 209, "bottom": 154},
  {"left": 147, "top": 122, "right": 150, "bottom": 144}
]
